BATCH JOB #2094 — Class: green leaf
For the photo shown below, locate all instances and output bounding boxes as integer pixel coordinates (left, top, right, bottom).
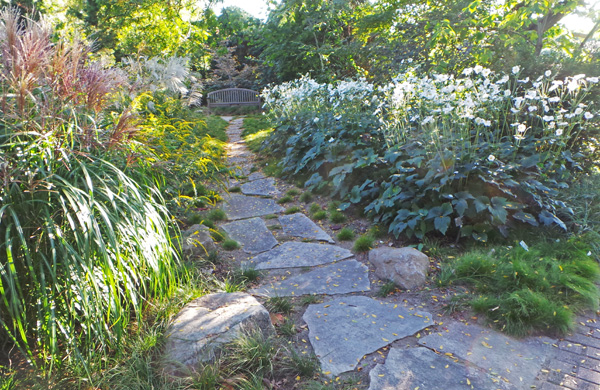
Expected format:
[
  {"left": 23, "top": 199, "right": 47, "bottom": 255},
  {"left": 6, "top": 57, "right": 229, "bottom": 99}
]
[
  {"left": 474, "top": 196, "right": 490, "bottom": 213},
  {"left": 513, "top": 211, "right": 539, "bottom": 226},
  {"left": 538, "top": 210, "right": 566, "bottom": 230},
  {"left": 349, "top": 185, "right": 362, "bottom": 203},
  {"left": 434, "top": 215, "right": 451, "bottom": 235},
  {"left": 454, "top": 199, "right": 468, "bottom": 216}
]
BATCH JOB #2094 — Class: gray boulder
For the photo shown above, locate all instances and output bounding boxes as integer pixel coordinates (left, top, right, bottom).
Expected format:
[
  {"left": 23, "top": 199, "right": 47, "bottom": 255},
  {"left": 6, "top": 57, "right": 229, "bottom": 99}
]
[
  {"left": 369, "top": 247, "right": 429, "bottom": 289},
  {"left": 163, "top": 292, "right": 274, "bottom": 376},
  {"left": 181, "top": 224, "right": 215, "bottom": 258}
]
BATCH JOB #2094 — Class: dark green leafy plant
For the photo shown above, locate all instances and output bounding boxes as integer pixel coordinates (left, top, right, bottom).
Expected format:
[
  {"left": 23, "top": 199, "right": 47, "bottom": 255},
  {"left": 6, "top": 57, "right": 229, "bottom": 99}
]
[{"left": 261, "top": 71, "right": 600, "bottom": 242}]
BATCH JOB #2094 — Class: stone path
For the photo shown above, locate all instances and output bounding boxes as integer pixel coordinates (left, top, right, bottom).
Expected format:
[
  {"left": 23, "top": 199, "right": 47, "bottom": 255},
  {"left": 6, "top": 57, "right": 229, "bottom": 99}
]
[{"left": 217, "top": 117, "right": 600, "bottom": 389}]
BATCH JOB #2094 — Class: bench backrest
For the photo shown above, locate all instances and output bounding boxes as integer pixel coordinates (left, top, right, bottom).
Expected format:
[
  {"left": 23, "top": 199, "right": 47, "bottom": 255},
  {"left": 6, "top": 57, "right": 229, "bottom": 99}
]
[{"left": 207, "top": 88, "right": 261, "bottom": 106}]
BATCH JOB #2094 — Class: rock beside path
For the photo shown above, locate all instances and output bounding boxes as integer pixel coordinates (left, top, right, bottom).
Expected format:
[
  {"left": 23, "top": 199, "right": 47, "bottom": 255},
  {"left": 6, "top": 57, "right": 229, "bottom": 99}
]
[
  {"left": 303, "top": 295, "right": 433, "bottom": 376},
  {"left": 163, "top": 292, "right": 273, "bottom": 376},
  {"left": 181, "top": 224, "right": 215, "bottom": 258},
  {"left": 369, "top": 247, "right": 429, "bottom": 289}
]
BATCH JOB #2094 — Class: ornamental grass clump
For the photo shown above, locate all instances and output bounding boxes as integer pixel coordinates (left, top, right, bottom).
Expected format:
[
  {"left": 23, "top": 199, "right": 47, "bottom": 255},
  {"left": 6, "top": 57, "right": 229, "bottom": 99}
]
[
  {"left": 262, "top": 66, "right": 600, "bottom": 242},
  {"left": 439, "top": 238, "right": 600, "bottom": 336},
  {"left": 0, "top": 8, "right": 182, "bottom": 369}
]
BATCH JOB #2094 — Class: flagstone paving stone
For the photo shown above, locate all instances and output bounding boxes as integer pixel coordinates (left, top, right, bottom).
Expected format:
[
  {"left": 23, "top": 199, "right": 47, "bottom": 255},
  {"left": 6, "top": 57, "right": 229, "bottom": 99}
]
[
  {"left": 418, "top": 321, "right": 555, "bottom": 387},
  {"left": 244, "top": 241, "right": 353, "bottom": 270},
  {"left": 250, "top": 259, "right": 370, "bottom": 297},
  {"left": 222, "top": 194, "right": 284, "bottom": 220},
  {"left": 221, "top": 217, "right": 278, "bottom": 254},
  {"left": 303, "top": 295, "right": 433, "bottom": 376},
  {"left": 241, "top": 177, "right": 279, "bottom": 196},
  {"left": 246, "top": 171, "right": 266, "bottom": 182},
  {"left": 368, "top": 347, "right": 516, "bottom": 390},
  {"left": 278, "top": 212, "right": 334, "bottom": 243}
]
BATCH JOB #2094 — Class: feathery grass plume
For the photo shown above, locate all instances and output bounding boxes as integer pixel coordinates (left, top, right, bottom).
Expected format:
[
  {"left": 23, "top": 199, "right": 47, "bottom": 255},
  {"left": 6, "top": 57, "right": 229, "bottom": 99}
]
[{"left": 0, "top": 7, "right": 183, "bottom": 371}]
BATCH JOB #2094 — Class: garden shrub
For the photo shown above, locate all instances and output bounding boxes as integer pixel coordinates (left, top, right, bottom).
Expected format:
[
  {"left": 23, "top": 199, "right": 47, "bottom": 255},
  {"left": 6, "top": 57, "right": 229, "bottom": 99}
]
[
  {"left": 0, "top": 9, "right": 183, "bottom": 369},
  {"left": 262, "top": 68, "right": 600, "bottom": 241}
]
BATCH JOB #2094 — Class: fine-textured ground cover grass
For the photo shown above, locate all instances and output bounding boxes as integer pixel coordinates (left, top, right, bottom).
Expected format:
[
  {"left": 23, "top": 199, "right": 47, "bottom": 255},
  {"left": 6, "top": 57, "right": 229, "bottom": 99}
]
[
  {"left": 353, "top": 235, "right": 374, "bottom": 252},
  {"left": 439, "top": 237, "right": 600, "bottom": 336}
]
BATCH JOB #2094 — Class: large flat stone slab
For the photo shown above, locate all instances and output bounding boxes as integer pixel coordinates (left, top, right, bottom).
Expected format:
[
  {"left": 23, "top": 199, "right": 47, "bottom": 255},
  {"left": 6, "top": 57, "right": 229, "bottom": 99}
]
[
  {"left": 368, "top": 347, "right": 516, "bottom": 390},
  {"left": 419, "top": 322, "right": 555, "bottom": 387},
  {"left": 221, "top": 218, "right": 278, "bottom": 254},
  {"left": 246, "top": 171, "right": 266, "bottom": 182},
  {"left": 244, "top": 241, "right": 353, "bottom": 270},
  {"left": 222, "top": 194, "right": 284, "bottom": 220},
  {"left": 303, "top": 296, "right": 433, "bottom": 376},
  {"left": 164, "top": 292, "right": 273, "bottom": 376},
  {"left": 278, "top": 213, "right": 334, "bottom": 243},
  {"left": 241, "top": 178, "right": 279, "bottom": 196},
  {"left": 250, "top": 260, "right": 370, "bottom": 297}
]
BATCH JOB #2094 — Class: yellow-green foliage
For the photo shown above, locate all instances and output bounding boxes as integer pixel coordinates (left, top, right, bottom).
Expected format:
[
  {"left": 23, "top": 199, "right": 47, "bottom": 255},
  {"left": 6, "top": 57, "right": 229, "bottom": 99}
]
[
  {"left": 134, "top": 92, "right": 229, "bottom": 187},
  {"left": 245, "top": 129, "right": 273, "bottom": 153}
]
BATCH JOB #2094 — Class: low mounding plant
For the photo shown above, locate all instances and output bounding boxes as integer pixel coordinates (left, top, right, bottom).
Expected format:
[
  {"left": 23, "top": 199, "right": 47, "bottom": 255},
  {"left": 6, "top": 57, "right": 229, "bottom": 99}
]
[
  {"left": 439, "top": 238, "right": 600, "bottom": 336},
  {"left": 262, "top": 68, "right": 600, "bottom": 242},
  {"left": 0, "top": 8, "right": 182, "bottom": 369}
]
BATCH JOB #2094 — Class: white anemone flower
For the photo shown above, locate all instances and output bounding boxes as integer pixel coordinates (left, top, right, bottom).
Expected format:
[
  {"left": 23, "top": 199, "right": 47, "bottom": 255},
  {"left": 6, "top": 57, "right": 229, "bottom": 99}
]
[
  {"left": 545, "top": 70, "right": 552, "bottom": 77},
  {"left": 584, "top": 112, "right": 594, "bottom": 120},
  {"left": 496, "top": 75, "right": 509, "bottom": 84},
  {"left": 512, "top": 65, "right": 521, "bottom": 74},
  {"left": 556, "top": 129, "right": 564, "bottom": 136}
]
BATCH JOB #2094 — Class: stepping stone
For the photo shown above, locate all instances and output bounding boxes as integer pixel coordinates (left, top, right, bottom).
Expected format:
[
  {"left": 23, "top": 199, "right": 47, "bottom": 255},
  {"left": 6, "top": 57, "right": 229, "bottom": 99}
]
[
  {"left": 244, "top": 241, "right": 353, "bottom": 270},
  {"left": 222, "top": 194, "right": 283, "bottom": 220},
  {"left": 278, "top": 213, "right": 334, "bottom": 243},
  {"left": 163, "top": 292, "right": 273, "bottom": 376},
  {"left": 228, "top": 156, "right": 251, "bottom": 165},
  {"left": 231, "top": 164, "right": 253, "bottom": 177},
  {"left": 303, "top": 296, "right": 433, "bottom": 376},
  {"left": 221, "top": 218, "right": 278, "bottom": 254},
  {"left": 250, "top": 260, "right": 370, "bottom": 297},
  {"left": 241, "top": 178, "right": 279, "bottom": 196},
  {"left": 246, "top": 171, "right": 266, "bottom": 182},
  {"left": 368, "top": 347, "right": 516, "bottom": 390},
  {"left": 419, "top": 322, "right": 555, "bottom": 387}
]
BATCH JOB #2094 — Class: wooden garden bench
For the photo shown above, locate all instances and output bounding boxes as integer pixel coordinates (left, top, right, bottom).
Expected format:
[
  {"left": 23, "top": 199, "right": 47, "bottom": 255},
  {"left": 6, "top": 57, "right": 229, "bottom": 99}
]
[{"left": 206, "top": 88, "right": 261, "bottom": 112}]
